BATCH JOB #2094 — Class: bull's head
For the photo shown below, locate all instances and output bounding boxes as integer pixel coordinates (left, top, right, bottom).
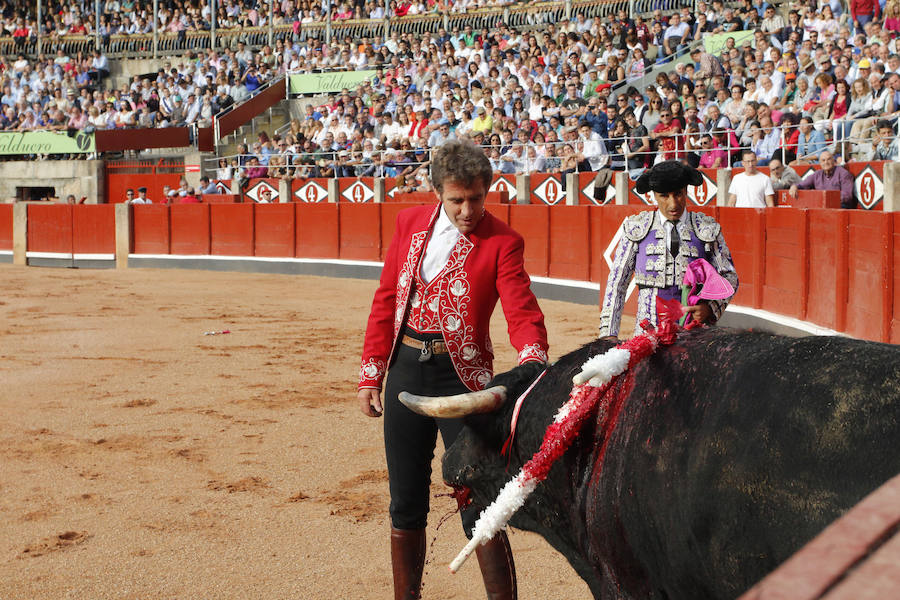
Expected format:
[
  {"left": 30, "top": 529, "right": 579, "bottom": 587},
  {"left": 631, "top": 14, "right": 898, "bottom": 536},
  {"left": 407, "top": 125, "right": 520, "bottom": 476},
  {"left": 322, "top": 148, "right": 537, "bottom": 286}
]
[
  {"left": 399, "top": 361, "right": 546, "bottom": 511},
  {"left": 399, "top": 338, "right": 616, "bottom": 590}
]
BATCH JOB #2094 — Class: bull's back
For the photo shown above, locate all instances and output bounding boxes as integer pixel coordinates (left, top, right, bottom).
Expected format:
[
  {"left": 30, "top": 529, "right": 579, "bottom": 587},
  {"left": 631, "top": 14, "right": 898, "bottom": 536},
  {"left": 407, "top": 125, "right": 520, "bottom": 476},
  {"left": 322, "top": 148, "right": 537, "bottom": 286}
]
[{"left": 589, "top": 329, "right": 900, "bottom": 599}]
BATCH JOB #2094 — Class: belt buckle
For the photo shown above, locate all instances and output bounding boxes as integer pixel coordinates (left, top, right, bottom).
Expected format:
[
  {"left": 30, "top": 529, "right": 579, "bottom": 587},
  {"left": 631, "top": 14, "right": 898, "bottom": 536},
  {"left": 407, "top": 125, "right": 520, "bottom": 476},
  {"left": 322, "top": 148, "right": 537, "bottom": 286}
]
[{"left": 418, "top": 339, "right": 433, "bottom": 363}]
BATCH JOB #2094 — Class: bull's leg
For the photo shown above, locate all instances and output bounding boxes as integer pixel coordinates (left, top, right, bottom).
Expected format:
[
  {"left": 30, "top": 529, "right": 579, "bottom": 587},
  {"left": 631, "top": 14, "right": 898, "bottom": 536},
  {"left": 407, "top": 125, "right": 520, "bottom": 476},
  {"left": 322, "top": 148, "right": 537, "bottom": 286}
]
[
  {"left": 391, "top": 527, "right": 426, "bottom": 600},
  {"left": 475, "top": 531, "right": 517, "bottom": 600}
]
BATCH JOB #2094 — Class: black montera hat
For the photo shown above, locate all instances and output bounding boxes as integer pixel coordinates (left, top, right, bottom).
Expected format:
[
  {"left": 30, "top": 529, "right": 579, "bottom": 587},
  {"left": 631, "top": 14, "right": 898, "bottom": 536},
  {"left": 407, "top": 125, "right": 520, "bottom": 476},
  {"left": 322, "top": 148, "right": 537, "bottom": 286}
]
[{"left": 635, "top": 160, "right": 703, "bottom": 194}]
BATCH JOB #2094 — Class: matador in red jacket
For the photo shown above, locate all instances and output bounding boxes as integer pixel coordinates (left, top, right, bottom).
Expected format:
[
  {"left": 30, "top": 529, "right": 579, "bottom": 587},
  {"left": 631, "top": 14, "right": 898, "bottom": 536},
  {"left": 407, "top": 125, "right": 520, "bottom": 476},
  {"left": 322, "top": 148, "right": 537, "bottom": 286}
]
[{"left": 357, "top": 139, "right": 548, "bottom": 600}]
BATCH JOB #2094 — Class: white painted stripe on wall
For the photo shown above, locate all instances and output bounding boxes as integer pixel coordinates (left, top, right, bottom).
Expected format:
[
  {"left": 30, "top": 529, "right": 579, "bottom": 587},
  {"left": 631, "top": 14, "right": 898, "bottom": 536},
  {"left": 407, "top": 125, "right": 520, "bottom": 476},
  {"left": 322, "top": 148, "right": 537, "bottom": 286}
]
[
  {"left": 75, "top": 254, "right": 115, "bottom": 260},
  {"left": 26, "top": 252, "right": 73, "bottom": 259},
  {"left": 129, "top": 254, "right": 382, "bottom": 268},
  {"left": 26, "top": 252, "right": 114, "bottom": 260},
  {"left": 727, "top": 304, "right": 841, "bottom": 337}
]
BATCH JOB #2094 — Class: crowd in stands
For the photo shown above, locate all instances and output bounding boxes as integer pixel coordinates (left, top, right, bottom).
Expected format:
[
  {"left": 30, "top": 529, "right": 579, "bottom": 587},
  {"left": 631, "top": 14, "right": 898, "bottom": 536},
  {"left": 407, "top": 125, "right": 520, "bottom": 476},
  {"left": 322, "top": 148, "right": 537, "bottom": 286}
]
[
  {"left": 0, "top": 0, "right": 519, "bottom": 43},
  {"left": 212, "top": 0, "right": 900, "bottom": 198},
  {"left": 2, "top": 0, "right": 900, "bottom": 182}
]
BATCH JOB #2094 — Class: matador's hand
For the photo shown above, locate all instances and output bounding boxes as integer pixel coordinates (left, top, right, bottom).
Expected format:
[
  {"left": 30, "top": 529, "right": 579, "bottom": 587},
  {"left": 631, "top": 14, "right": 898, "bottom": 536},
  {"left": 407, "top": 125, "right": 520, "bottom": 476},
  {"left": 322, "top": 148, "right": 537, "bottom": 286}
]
[{"left": 358, "top": 389, "right": 383, "bottom": 418}]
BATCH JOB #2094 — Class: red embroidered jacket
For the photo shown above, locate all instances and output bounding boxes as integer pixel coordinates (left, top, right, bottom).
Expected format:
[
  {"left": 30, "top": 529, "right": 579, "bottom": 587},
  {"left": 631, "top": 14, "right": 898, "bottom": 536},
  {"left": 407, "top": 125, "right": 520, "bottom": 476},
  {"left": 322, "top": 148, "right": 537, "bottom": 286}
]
[{"left": 358, "top": 204, "right": 549, "bottom": 392}]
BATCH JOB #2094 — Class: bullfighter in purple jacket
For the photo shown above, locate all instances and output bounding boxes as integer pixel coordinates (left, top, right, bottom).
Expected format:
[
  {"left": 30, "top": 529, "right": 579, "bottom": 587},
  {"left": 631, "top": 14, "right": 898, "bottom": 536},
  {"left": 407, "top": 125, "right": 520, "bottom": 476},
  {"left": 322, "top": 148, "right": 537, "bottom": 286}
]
[{"left": 599, "top": 160, "right": 739, "bottom": 339}]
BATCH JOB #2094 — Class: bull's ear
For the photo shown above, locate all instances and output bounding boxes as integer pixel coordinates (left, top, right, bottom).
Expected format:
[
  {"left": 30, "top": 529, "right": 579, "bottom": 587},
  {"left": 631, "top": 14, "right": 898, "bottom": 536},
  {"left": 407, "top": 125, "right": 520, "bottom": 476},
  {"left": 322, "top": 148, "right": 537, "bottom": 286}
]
[
  {"left": 486, "top": 361, "right": 546, "bottom": 397},
  {"left": 463, "top": 362, "right": 547, "bottom": 448}
]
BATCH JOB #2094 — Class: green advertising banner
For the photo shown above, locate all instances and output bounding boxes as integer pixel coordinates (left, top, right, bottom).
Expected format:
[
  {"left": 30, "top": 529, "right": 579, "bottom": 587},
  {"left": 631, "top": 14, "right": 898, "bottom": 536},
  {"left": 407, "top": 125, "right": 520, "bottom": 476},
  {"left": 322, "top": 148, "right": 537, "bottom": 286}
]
[
  {"left": 289, "top": 70, "right": 378, "bottom": 95},
  {"left": 703, "top": 31, "right": 755, "bottom": 56},
  {"left": 0, "top": 130, "right": 95, "bottom": 155}
]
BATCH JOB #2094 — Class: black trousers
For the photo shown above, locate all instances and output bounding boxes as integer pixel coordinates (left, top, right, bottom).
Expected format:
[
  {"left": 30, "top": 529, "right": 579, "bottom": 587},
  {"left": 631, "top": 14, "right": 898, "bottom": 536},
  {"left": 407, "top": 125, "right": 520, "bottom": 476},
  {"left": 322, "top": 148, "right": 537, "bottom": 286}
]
[{"left": 384, "top": 330, "right": 478, "bottom": 534}]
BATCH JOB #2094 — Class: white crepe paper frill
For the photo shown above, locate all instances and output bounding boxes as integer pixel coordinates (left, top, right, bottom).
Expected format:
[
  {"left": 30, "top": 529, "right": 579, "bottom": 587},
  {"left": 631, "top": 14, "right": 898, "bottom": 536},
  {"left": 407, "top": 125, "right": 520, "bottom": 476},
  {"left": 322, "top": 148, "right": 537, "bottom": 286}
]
[
  {"left": 448, "top": 344, "right": 636, "bottom": 573},
  {"left": 573, "top": 348, "right": 632, "bottom": 387},
  {"left": 449, "top": 473, "right": 537, "bottom": 572}
]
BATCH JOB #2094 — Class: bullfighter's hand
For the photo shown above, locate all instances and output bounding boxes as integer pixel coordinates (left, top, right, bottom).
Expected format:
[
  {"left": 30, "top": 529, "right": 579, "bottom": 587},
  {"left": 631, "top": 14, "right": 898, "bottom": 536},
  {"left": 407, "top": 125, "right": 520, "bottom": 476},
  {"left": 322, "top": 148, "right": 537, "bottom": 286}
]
[
  {"left": 358, "top": 388, "right": 383, "bottom": 417},
  {"left": 684, "top": 301, "right": 713, "bottom": 324}
]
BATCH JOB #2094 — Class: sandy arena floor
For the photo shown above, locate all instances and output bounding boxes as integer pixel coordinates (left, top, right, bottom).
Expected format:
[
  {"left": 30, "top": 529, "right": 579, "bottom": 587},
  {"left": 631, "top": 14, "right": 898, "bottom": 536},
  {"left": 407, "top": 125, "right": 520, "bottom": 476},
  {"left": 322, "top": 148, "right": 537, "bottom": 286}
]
[{"left": 0, "top": 264, "right": 631, "bottom": 599}]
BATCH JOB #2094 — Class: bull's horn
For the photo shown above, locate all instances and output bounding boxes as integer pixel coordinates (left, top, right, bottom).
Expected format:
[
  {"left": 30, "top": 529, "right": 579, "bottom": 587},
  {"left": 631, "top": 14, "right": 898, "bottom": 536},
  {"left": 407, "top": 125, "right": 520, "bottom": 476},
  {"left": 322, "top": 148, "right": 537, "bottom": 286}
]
[{"left": 398, "top": 386, "right": 507, "bottom": 418}]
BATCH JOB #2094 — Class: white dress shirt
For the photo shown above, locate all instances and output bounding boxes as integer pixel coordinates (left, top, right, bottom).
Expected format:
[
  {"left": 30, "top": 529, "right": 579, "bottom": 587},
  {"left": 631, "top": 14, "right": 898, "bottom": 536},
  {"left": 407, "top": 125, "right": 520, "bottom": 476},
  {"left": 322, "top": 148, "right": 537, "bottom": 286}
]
[{"left": 420, "top": 206, "right": 461, "bottom": 284}]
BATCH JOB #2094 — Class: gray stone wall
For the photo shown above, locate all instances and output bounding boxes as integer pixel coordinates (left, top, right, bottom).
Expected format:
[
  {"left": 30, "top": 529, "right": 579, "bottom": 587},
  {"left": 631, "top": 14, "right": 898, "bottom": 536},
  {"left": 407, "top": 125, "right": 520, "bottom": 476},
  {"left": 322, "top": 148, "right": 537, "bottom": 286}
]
[{"left": 0, "top": 160, "right": 105, "bottom": 204}]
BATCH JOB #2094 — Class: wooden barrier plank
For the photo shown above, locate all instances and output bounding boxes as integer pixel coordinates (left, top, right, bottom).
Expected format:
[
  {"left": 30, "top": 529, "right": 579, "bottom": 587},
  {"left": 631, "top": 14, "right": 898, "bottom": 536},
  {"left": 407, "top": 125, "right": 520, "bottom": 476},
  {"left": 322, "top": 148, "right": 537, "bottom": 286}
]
[
  {"left": 132, "top": 205, "right": 170, "bottom": 254},
  {"left": 762, "top": 208, "right": 808, "bottom": 320},
  {"left": 72, "top": 205, "right": 116, "bottom": 255},
  {"left": 170, "top": 204, "right": 211, "bottom": 255},
  {"left": 27, "top": 204, "right": 73, "bottom": 254},
  {"left": 548, "top": 206, "right": 590, "bottom": 281},
  {"left": 892, "top": 213, "right": 900, "bottom": 344},
  {"left": 737, "top": 474, "right": 900, "bottom": 600},
  {"left": 0, "top": 203, "right": 13, "bottom": 250},
  {"left": 254, "top": 204, "right": 295, "bottom": 258},
  {"left": 846, "top": 211, "right": 891, "bottom": 342},
  {"left": 390, "top": 192, "right": 435, "bottom": 204},
  {"left": 508, "top": 204, "right": 550, "bottom": 276},
  {"left": 806, "top": 210, "right": 848, "bottom": 332},
  {"left": 488, "top": 204, "right": 510, "bottom": 227},
  {"left": 203, "top": 194, "right": 240, "bottom": 204},
  {"left": 296, "top": 203, "right": 338, "bottom": 258},
  {"left": 379, "top": 203, "right": 424, "bottom": 262},
  {"left": 717, "top": 208, "right": 766, "bottom": 309},
  {"left": 210, "top": 204, "right": 254, "bottom": 256},
  {"left": 339, "top": 203, "right": 381, "bottom": 261}
]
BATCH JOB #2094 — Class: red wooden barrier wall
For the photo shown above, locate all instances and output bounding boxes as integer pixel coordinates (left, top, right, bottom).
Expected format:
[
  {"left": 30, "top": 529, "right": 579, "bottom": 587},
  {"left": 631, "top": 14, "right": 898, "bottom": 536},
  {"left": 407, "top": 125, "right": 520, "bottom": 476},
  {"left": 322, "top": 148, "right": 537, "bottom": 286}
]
[
  {"left": 717, "top": 209, "right": 765, "bottom": 309},
  {"left": 170, "top": 204, "right": 210, "bottom": 255},
  {"left": 762, "top": 209, "right": 808, "bottom": 320},
  {"left": 132, "top": 205, "right": 170, "bottom": 254},
  {"left": 806, "top": 210, "right": 849, "bottom": 332},
  {"left": 509, "top": 205, "right": 550, "bottom": 276},
  {"left": 340, "top": 203, "right": 382, "bottom": 261},
  {"left": 211, "top": 204, "right": 254, "bottom": 256},
  {"left": 72, "top": 205, "right": 115, "bottom": 254},
  {"left": 892, "top": 213, "right": 900, "bottom": 344},
  {"left": 254, "top": 204, "right": 295, "bottom": 257},
  {"left": 846, "top": 212, "right": 892, "bottom": 342},
  {"left": 15, "top": 203, "right": 899, "bottom": 344},
  {"left": 27, "top": 204, "right": 73, "bottom": 254},
  {"left": 0, "top": 204, "right": 13, "bottom": 251},
  {"left": 296, "top": 203, "right": 338, "bottom": 258},
  {"left": 547, "top": 206, "right": 590, "bottom": 281}
]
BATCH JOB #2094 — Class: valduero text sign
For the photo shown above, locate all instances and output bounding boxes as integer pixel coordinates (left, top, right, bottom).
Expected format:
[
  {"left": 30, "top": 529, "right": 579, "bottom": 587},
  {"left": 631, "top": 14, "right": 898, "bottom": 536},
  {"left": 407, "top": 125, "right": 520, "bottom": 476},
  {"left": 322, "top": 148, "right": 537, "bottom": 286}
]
[
  {"left": 0, "top": 130, "right": 95, "bottom": 155},
  {"left": 289, "top": 70, "right": 377, "bottom": 95}
]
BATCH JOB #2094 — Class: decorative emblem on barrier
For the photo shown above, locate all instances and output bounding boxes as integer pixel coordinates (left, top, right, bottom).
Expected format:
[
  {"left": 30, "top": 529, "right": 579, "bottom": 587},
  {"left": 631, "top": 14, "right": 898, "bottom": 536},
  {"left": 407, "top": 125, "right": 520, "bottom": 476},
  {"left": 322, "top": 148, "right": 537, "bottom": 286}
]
[
  {"left": 490, "top": 175, "right": 517, "bottom": 202},
  {"left": 246, "top": 181, "right": 279, "bottom": 202},
  {"left": 532, "top": 175, "right": 564, "bottom": 205},
  {"left": 854, "top": 166, "right": 883, "bottom": 210},
  {"left": 341, "top": 180, "right": 374, "bottom": 203},
  {"left": 688, "top": 172, "right": 717, "bottom": 206},
  {"left": 581, "top": 176, "right": 617, "bottom": 205},
  {"left": 294, "top": 180, "right": 328, "bottom": 203}
]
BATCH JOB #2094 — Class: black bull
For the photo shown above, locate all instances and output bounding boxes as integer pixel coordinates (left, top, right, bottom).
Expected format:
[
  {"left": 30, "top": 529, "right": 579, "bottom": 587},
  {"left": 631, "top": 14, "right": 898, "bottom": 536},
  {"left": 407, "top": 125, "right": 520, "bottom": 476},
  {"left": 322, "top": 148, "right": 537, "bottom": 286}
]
[{"left": 441, "top": 328, "right": 900, "bottom": 599}]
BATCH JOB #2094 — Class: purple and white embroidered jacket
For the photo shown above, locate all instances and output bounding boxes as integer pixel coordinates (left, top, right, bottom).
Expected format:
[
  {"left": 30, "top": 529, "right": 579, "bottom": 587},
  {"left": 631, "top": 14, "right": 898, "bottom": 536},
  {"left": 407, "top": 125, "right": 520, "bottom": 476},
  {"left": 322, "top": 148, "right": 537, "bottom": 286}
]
[{"left": 598, "top": 210, "right": 738, "bottom": 338}]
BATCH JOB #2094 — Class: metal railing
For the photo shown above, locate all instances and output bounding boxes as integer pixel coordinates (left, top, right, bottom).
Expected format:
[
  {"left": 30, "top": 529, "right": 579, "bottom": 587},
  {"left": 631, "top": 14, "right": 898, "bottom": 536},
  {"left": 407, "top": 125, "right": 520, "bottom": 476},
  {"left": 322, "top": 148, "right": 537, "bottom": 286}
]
[
  {"left": 3, "top": 0, "right": 753, "bottom": 59},
  {"left": 203, "top": 117, "right": 898, "bottom": 181}
]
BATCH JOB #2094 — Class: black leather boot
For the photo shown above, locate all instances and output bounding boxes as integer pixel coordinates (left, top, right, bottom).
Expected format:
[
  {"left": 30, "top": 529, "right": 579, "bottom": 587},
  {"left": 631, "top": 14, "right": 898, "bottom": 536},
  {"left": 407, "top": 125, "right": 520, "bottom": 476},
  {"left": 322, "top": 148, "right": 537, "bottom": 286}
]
[
  {"left": 391, "top": 527, "right": 426, "bottom": 600},
  {"left": 475, "top": 531, "right": 517, "bottom": 600}
]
